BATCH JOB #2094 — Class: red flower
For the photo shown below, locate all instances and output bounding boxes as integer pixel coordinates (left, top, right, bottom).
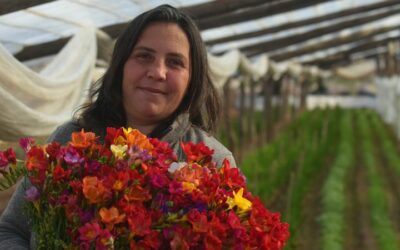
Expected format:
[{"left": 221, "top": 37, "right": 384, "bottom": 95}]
[
  {"left": 52, "top": 165, "right": 72, "bottom": 182},
  {"left": 187, "top": 209, "right": 208, "bottom": 233},
  {"left": 127, "top": 208, "right": 151, "bottom": 236},
  {"left": 0, "top": 152, "right": 8, "bottom": 168},
  {"left": 4, "top": 148, "right": 16, "bottom": 165},
  {"left": 104, "top": 127, "right": 124, "bottom": 146},
  {"left": 79, "top": 222, "right": 101, "bottom": 241},
  {"left": 124, "top": 185, "right": 151, "bottom": 202},
  {"left": 45, "top": 142, "right": 61, "bottom": 161},
  {"left": 181, "top": 141, "right": 214, "bottom": 164},
  {"left": 69, "top": 180, "right": 82, "bottom": 194},
  {"left": 105, "top": 171, "right": 130, "bottom": 191},
  {"left": 96, "top": 229, "right": 114, "bottom": 250},
  {"left": 220, "top": 159, "right": 246, "bottom": 188},
  {"left": 139, "top": 230, "right": 162, "bottom": 249},
  {"left": 204, "top": 232, "right": 222, "bottom": 250},
  {"left": 170, "top": 231, "right": 189, "bottom": 250},
  {"left": 26, "top": 146, "right": 48, "bottom": 171}
]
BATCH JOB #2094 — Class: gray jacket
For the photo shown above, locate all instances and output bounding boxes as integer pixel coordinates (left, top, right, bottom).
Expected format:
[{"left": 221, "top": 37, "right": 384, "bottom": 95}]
[{"left": 0, "top": 114, "right": 236, "bottom": 249}]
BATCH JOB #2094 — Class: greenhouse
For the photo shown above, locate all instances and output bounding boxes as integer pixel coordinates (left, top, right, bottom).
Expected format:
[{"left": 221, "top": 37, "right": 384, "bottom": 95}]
[{"left": 0, "top": 0, "right": 400, "bottom": 249}]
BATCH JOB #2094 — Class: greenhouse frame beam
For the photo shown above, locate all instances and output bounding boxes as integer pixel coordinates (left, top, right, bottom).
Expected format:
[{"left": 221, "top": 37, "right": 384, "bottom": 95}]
[
  {"left": 12, "top": 0, "right": 329, "bottom": 61},
  {"left": 303, "top": 36, "right": 400, "bottom": 69},
  {"left": 244, "top": 6, "right": 400, "bottom": 57},
  {"left": 196, "top": 0, "right": 332, "bottom": 30},
  {"left": 179, "top": 0, "right": 278, "bottom": 20},
  {"left": 0, "top": 0, "right": 54, "bottom": 15},
  {"left": 309, "top": 49, "right": 387, "bottom": 69},
  {"left": 269, "top": 25, "right": 400, "bottom": 62},
  {"left": 206, "top": 0, "right": 400, "bottom": 46}
]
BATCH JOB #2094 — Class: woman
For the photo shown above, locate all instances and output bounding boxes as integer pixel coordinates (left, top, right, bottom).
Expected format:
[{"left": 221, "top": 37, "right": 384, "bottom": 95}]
[{"left": 0, "top": 4, "right": 236, "bottom": 249}]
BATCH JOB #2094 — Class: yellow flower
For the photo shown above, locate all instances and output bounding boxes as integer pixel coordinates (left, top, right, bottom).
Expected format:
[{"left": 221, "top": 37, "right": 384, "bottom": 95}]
[
  {"left": 226, "top": 188, "right": 252, "bottom": 212},
  {"left": 182, "top": 182, "right": 196, "bottom": 192},
  {"left": 123, "top": 127, "right": 134, "bottom": 137},
  {"left": 110, "top": 144, "right": 128, "bottom": 159}
]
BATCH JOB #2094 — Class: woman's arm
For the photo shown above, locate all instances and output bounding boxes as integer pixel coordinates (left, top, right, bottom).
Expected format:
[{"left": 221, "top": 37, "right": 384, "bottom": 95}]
[{"left": 0, "top": 180, "right": 31, "bottom": 250}]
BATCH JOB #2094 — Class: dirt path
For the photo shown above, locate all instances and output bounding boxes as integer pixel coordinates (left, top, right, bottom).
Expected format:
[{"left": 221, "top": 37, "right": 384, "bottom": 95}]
[{"left": 343, "top": 116, "right": 378, "bottom": 250}]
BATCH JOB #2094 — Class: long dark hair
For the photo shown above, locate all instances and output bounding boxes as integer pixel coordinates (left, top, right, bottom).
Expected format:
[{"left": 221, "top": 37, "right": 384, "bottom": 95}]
[{"left": 76, "top": 4, "right": 220, "bottom": 134}]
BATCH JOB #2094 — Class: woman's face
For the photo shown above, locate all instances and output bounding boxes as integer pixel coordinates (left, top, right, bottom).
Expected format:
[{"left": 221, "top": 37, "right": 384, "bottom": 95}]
[{"left": 122, "top": 22, "right": 191, "bottom": 128}]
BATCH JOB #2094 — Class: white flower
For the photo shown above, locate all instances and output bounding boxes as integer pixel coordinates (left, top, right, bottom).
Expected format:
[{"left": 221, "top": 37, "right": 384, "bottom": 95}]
[{"left": 168, "top": 162, "right": 186, "bottom": 173}]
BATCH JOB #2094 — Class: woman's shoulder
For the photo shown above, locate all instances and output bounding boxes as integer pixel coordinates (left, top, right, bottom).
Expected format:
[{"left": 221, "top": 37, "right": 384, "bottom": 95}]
[{"left": 46, "top": 120, "right": 82, "bottom": 144}]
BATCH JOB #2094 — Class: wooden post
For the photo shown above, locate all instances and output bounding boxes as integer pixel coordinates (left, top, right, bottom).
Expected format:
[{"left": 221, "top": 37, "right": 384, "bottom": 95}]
[
  {"left": 247, "top": 76, "right": 256, "bottom": 146},
  {"left": 238, "top": 77, "right": 246, "bottom": 162},
  {"left": 281, "top": 73, "right": 290, "bottom": 123},
  {"left": 263, "top": 74, "right": 273, "bottom": 142},
  {"left": 299, "top": 74, "right": 310, "bottom": 112}
]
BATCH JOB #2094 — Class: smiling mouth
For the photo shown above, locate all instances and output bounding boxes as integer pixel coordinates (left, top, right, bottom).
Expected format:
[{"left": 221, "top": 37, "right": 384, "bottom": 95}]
[{"left": 138, "top": 87, "right": 166, "bottom": 95}]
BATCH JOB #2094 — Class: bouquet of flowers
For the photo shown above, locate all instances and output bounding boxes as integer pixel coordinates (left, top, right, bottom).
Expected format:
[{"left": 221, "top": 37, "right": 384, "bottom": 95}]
[{"left": 0, "top": 127, "right": 289, "bottom": 249}]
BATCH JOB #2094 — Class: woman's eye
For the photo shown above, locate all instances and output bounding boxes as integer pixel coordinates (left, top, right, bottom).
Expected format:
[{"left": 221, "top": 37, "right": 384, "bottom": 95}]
[
  {"left": 135, "top": 53, "right": 152, "bottom": 61},
  {"left": 168, "top": 58, "right": 184, "bottom": 68}
]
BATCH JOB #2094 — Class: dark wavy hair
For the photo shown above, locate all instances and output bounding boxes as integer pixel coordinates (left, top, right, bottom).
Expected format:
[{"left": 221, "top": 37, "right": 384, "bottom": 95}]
[{"left": 76, "top": 4, "right": 220, "bottom": 135}]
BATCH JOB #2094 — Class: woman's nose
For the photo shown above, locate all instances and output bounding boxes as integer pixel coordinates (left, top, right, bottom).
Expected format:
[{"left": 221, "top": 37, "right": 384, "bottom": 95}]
[{"left": 147, "top": 60, "right": 167, "bottom": 81}]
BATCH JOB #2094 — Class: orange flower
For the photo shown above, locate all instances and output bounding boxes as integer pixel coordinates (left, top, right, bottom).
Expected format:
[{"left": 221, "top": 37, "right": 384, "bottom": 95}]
[
  {"left": 82, "top": 176, "right": 108, "bottom": 204},
  {"left": 70, "top": 129, "right": 96, "bottom": 149},
  {"left": 124, "top": 128, "right": 153, "bottom": 151},
  {"left": 99, "top": 207, "right": 126, "bottom": 227},
  {"left": 174, "top": 164, "right": 203, "bottom": 186}
]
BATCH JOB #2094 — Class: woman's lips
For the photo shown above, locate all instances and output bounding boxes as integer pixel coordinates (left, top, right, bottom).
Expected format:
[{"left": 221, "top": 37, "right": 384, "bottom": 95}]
[{"left": 137, "top": 87, "right": 166, "bottom": 95}]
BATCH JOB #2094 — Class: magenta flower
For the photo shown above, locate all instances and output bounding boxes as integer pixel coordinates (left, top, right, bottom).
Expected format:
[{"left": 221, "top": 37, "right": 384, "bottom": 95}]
[
  {"left": 85, "top": 160, "right": 101, "bottom": 174},
  {"left": 19, "top": 137, "right": 35, "bottom": 152},
  {"left": 79, "top": 210, "right": 94, "bottom": 224},
  {"left": 0, "top": 152, "right": 8, "bottom": 168}
]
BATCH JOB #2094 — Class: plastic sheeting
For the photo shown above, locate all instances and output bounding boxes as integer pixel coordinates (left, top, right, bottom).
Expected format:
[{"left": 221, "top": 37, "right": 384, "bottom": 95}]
[
  {"left": 0, "top": 27, "right": 96, "bottom": 141},
  {"left": 376, "top": 76, "right": 400, "bottom": 138},
  {"left": 208, "top": 50, "right": 271, "bottom": 89},
  {"left": 0, "top": 26, "right": 318, "bottom": 140},
  {"left": 335, "top": 60, "right": 376, "bottom": 80}
]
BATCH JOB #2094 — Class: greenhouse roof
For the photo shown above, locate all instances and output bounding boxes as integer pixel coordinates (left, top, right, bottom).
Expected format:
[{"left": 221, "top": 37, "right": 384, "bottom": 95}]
[{"left": 1, "top": 0, "right": 399, "bottom": 69}]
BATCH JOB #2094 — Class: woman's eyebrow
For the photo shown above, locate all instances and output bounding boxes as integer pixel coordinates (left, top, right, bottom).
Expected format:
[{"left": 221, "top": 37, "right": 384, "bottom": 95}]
[{"left": 133, "top": 46, "right": 155, "bottom": 52}]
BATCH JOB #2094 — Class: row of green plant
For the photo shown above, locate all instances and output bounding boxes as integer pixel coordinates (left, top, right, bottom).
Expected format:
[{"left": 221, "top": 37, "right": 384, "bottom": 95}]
[
  {"left": 240, "top": 109, "right": 320, "bottom": 200},
  {"left": 240, "top": 108, "right": 342, "bottom": 249},
  {"left": 319, "top": 110, "right": 354, "bottom": 250},
  {"left": 369, "top": 111, "right": 400, "bottom": 177},
  {"left": 284, "top": 108, "right": 341, "bottom": 249},
  {"left": 356, "top": 110, "right": 399, "bottom": 250}
]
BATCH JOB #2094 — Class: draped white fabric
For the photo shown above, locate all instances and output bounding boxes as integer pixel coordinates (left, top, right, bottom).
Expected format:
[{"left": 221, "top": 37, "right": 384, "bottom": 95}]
[
  {"left": 0, "top": 28, "right": 96, "bottom": 141},
  {"left": 0, "top": 27, "right": 316, "bottom": 141},
  {"left": 208, "top": 50, "right": 241, "bottom": 89},
  {"left": 335, "top": 60, "right": 376, "bottom": 80},
  {"left": 375, "top": 76, "right": 400, "bottom": 137},
  {"left": 208, "top": 50, "right": 272, "bottom": 89}
]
